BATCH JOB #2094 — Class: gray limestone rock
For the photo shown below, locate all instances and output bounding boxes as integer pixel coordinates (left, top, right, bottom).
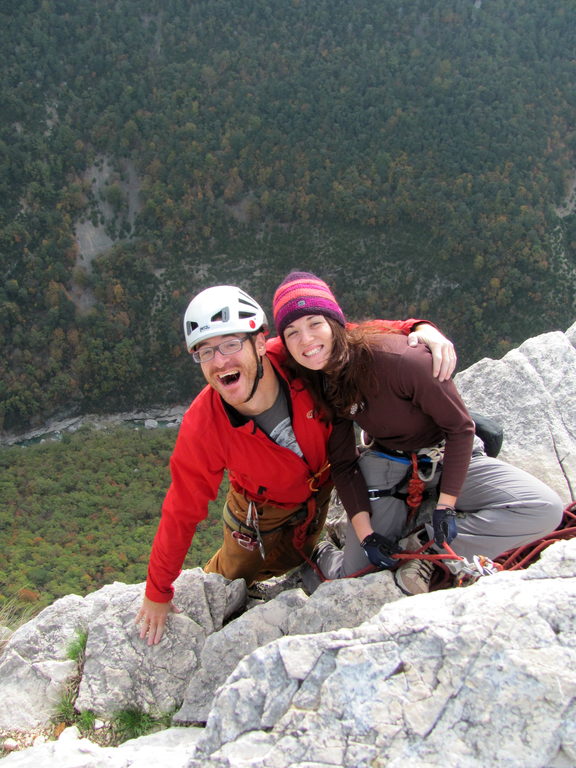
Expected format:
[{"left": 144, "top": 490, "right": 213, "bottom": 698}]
[
  {"left": 455, "top": 327, "right": 576, "bottom": 503},
  {"left": 175, "top": 588, "right": 308, "bottom": 724},
  {"left": 190, "top": 539, "right": 576, "bottom": 768},
  {"left": 0, "top": 594, "right": 93, "bottom": 730},
  {"left": 3, "top": 539, "right": 576, "bottom": 768},
  {"left": 0, "top": 571, "right": 245, "bottom": 729},
  {"left": 75, "top": 570, "right": 246, "bottom": 716},
  {"left": 175, "top": 572, "right": 403, "bottom": 724},
  {"left": 0, "top": 725, "right": 203, "bottom": 768}
]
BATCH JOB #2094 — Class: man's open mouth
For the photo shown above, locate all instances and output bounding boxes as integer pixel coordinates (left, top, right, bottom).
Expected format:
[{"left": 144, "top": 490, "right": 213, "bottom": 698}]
[{"left": 218, "top": 371, "right": 241, "bottom": 386}]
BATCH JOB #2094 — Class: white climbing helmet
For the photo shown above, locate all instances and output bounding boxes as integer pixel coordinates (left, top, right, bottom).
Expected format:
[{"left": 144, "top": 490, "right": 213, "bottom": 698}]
[{"left": 183, "top": 285, "right": 268, "bottom": 353}]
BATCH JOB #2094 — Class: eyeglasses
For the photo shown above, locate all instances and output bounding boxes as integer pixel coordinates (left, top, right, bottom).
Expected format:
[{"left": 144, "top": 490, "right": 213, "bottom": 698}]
[{"left": 192, "top": 336, "right": 250, "bottom": 363}]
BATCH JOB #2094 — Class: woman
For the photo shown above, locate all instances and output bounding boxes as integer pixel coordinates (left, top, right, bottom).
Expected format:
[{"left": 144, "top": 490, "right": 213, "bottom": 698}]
[{"left": 272, "top": 271, "right": 563, "bottom": 593}]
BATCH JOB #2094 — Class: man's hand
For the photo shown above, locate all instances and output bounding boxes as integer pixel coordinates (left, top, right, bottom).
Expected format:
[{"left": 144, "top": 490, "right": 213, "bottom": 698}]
[
  {"left": 136, "top": 597, "right": 180, "bottom": 646},
  {"left": 407, "top": 323, "right": 457, "bottom": 381}
]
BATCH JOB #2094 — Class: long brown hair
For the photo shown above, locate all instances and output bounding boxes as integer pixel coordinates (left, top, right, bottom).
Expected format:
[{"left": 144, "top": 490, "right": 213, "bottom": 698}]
[{"left": 285, "top": 318, "right": 397, "bottom": 420}]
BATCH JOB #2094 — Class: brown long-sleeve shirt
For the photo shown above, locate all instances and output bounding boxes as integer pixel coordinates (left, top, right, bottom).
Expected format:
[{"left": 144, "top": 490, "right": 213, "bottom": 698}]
[{"left": 328, "top": 334, "right": 475, "bottom": 519}]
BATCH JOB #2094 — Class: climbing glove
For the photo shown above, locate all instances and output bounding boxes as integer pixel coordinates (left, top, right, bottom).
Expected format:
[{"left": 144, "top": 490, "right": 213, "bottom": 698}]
[
  {"left": 432, "top": 505, "right": 458, "bottom": 547},
  {"left": 361, "top": 532, "right": 400, "bottom": 569}
]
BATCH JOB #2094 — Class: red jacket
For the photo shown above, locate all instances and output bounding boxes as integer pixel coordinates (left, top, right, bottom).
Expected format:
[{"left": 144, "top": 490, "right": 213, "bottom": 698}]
[{"left": 146, "top": 320, "right": 421, "bottom": 601}]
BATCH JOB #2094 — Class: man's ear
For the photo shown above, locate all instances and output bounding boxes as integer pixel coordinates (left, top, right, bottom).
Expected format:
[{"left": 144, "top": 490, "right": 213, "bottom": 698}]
[{"left": 255, "top": 331, "right": 267, "bottom": 355}]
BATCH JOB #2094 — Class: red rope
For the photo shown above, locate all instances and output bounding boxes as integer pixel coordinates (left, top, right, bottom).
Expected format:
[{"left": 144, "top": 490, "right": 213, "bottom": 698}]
[
  {"left": 406, "top": 453, "right": 425, "bottom": 518},
  {"left": 292, "top": 495, "right": 336, "bottom": 582},
  {"left": 292, "top": 497, "right": 316, "bottom": 552},
  {"left": 298, "top": 501, "right": 576, "bottom": 589},
  {"left": 494, "top": 502, "right": 576, "bottom": 570}
]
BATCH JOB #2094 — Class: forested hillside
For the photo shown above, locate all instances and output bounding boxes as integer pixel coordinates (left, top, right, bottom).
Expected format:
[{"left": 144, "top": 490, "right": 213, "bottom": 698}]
[
  {"left": 1, "top": 0, "right": 575, "bottom": 432},
  {"left": 0, "top": 425, "right": 225, "bottom": 613}
]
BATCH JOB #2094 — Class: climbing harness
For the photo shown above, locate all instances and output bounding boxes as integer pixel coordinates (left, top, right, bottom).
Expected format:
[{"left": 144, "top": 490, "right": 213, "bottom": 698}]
[
  {"left": 363, "top": 440, "right": 445, "bottom": 520},
  {"left": 224, "top": 498, "right": 309, "bottom": 557},
  {"left": 224, "top": 463, "right": 332, "bottom": 564}
]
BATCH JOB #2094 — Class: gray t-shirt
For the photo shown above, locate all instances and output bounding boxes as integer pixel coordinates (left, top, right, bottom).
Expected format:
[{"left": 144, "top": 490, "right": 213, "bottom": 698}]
[{"left": 254, "top": 387, "right": 304, "bottom": 458}]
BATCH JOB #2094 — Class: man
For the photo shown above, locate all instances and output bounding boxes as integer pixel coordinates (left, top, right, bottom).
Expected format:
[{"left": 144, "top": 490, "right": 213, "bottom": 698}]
[{"left": 136, "top": 284, "right": 456, "bottom": 644}]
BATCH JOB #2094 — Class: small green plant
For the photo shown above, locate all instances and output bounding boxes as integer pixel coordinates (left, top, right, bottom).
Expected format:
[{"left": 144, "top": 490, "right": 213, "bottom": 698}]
[
  {"left": 76, "top": 709, "right": 97, "bottom": 734},
  {"left": 0, "top": 597, "right": 37, "bottom": 655},
  {"left": 51, "top": 628, "right": 89, "bottom": 728},
  {"left": 66, "top": 627, "right": 88, "bottom": 662},
  {"left": 50, "top": 629, "right": 174, "bottom": 746},
  {"left": 110, "top": 708, "right": 173, "bottom": 744},
  {"left": 53, "top": 685, "right": 78, "bottom": 726}
]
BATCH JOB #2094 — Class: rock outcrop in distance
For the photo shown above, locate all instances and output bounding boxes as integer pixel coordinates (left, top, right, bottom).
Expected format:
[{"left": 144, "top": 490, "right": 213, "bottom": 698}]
[{"left": 1, "top": 321, "right": 575, "bottom": 768}]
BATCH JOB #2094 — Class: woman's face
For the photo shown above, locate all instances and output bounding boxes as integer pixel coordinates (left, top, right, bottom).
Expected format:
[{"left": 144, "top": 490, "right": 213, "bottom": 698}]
[{"left": 284, "top": 315, "right": 334, "bottom": 370}]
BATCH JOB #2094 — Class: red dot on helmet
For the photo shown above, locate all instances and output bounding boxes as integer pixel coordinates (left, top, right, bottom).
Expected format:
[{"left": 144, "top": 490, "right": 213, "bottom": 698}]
[{"left": 249, "top": 320, "right": 256, "bottom": 328}]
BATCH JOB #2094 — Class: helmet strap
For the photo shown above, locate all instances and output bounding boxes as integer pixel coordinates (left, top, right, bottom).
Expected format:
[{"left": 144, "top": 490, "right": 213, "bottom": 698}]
[{"left": 243, "top": 335, "right": 265, "bottom": 403}]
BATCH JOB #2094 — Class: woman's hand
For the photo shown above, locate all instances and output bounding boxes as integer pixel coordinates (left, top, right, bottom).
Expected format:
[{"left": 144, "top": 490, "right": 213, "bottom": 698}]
[
  {"left": 432, "top": 493, "right": 459, "bottom": 547},
  {"left": 361, "top": 532, "right": 400, "bottom": 569},
  {"left": 352, "top": 510, "right": 400, "bottom": 569}
]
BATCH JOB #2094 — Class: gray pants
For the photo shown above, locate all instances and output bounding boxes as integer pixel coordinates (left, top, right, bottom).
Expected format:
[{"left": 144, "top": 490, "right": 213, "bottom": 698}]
[{"left": 317, "top": 447, "right": 564, "bottom": 579}]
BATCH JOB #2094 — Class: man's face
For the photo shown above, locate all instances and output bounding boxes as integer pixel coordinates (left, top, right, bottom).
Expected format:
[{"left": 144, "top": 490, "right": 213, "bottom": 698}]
[{"left": 198, "top": 332, "right": 263, "bottom": 408}]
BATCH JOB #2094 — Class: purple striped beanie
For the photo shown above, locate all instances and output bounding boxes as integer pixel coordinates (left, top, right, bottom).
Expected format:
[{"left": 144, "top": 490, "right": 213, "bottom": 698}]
[{"left": 273, "top": 271, "right": 346, "bottom": 338}]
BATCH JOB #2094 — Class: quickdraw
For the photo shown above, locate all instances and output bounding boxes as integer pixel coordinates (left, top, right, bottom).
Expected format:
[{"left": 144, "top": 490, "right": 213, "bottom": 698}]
[
  {"left": 416, "top": 442, "right": 445, "bottom": 481},
  {"left": 246, "top": 500, "right": 266, "bottom": 560},
  {"left": 225, "top": 463, "right": 331, "bottom": 568},
  {"left": 224, "top": 493, "right": 309, "bottom": 558},
  {"left": 443, "top": 549, "right": 501, "bottom": 588},
  {"left": 388, "top": 500, "right": 576, "bottom": 589},
  {"left": 391, "top": 536, "right": 502, "bottom": 589}
]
